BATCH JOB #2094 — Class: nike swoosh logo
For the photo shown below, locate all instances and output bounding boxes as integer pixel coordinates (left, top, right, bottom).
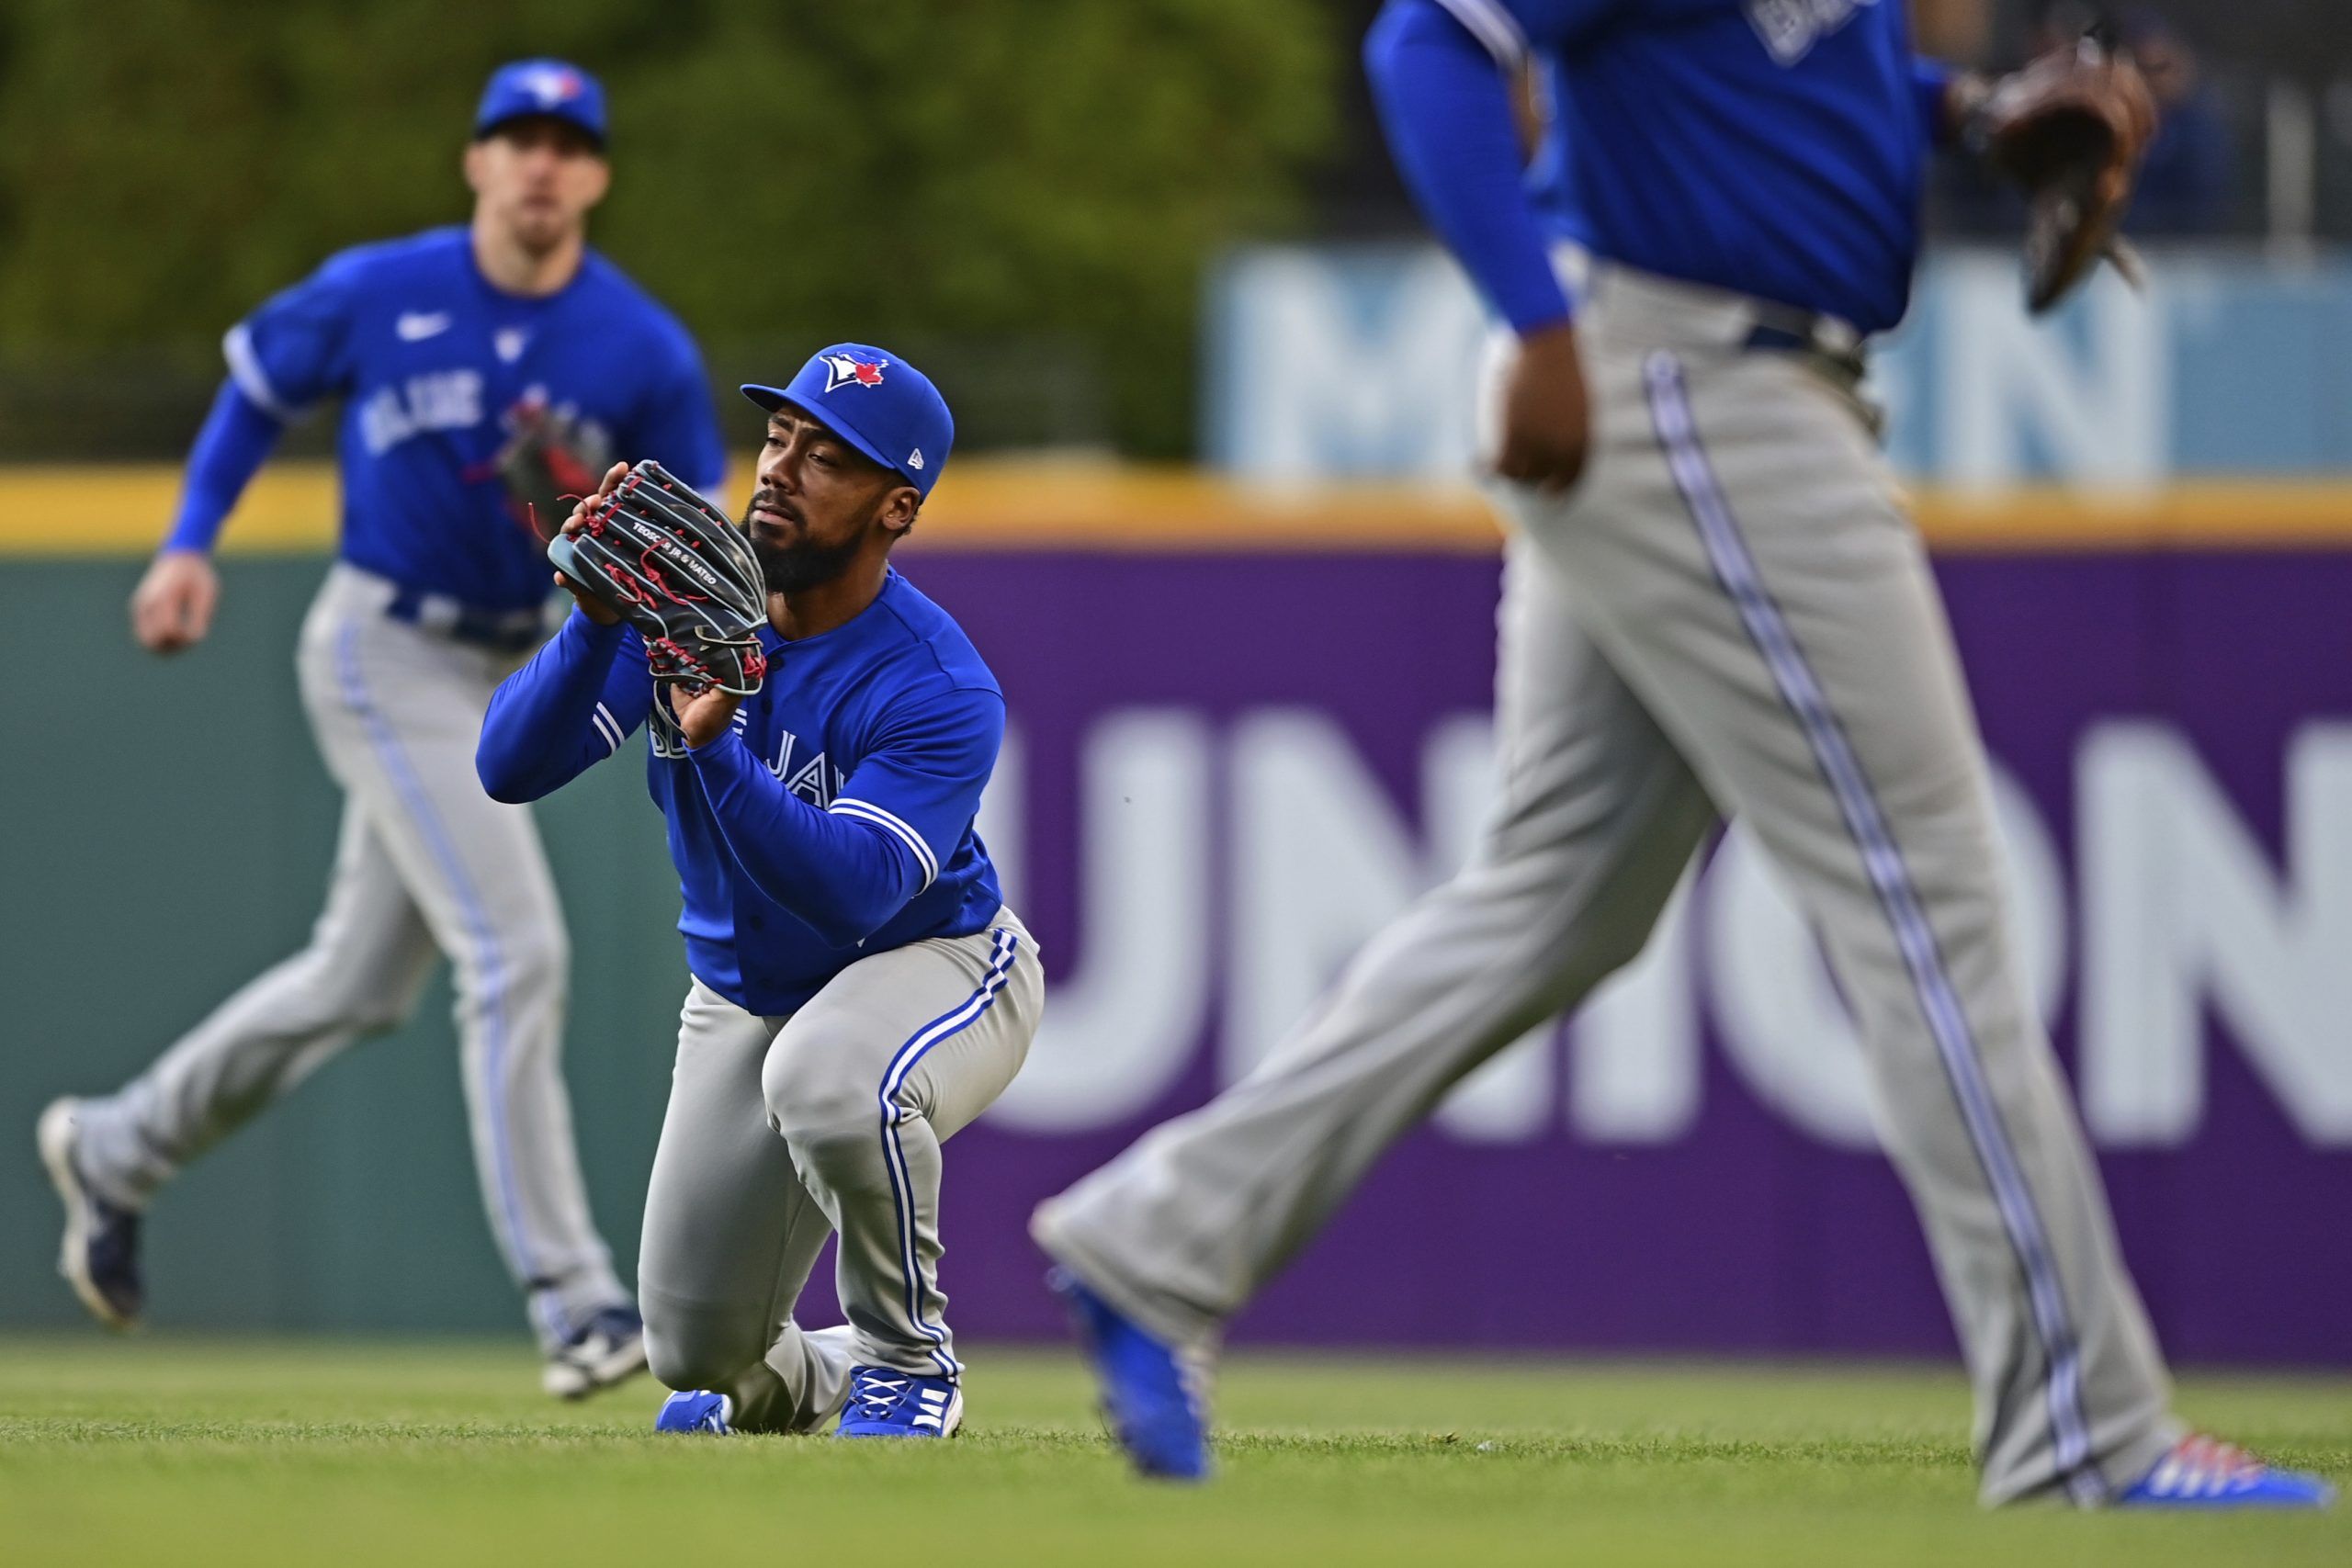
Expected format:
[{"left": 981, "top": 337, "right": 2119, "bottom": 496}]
[{"left": 396, "top": 311, "right": 452, "bottom": 342}]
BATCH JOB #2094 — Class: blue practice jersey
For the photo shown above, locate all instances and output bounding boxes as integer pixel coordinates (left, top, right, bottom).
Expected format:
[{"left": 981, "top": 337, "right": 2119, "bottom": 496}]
[
  {"left": 224, "top": 227, "right": 726, "bottom": 612},
  {"left": 1373, "top": 0, "right": 1942, "bottom": 333},
  {"left": 478, "top": 570, "right": 1006, "bottom": 1015}
]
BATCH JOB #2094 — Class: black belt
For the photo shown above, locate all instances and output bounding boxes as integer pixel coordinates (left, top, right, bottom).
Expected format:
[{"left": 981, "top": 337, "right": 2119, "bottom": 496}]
[
  {"left": 383, "top": 585, "right": 545, "bottom": 652},
  {"left": 1741, "top": 308, "right": 1867, "bottom": 380}
]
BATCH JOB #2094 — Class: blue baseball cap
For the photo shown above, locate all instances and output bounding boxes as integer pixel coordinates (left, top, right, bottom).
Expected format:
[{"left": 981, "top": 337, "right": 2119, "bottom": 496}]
[
  {"left": 474, "top": 60, "right": 607, "bottom": 148},
  {"left": 741, "top": 345, "right": 955, "bottom": 499}
]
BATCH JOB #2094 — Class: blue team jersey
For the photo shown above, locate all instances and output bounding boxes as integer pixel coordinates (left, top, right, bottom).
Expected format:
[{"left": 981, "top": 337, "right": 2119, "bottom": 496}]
[
  {"left": 1434, "top": 0, "right": 1928, "bottom": 331},
  {"left": 226, "top": 227, "right": 726, "bottom": 612},
  {"left": 480, "top": 569, "right": 1006, "bottom": 1015}
]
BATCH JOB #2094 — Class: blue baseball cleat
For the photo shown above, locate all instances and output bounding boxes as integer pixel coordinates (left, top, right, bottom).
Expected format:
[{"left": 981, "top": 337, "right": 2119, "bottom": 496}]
[
  {"left": 2117, "top": 1435, "right": 2336, "bottom": 1509},
  {"left": 1048, "top": 1267, "right": 1210, "bottom": 1482},
  {"left": 543, "top": 1303, "right": 649, "bottom": 1401},
  {"left": 38, "top": 1099, "right": 143, "bottom": 1332},
  {"left": 654, "top": 1389, "right": 734, "bottom": 1434},
  {"left": 836, "top": 1366, "right": 962, "bottom": 1438}
]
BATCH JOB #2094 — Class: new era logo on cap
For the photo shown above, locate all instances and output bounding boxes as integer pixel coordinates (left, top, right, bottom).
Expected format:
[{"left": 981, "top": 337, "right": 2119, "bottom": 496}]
[
  {"left": 822, "top": 353, "right": 888, "bottom": 392},
  {"left": 907, "top": 449, "right": 924, "bottom": 470}
]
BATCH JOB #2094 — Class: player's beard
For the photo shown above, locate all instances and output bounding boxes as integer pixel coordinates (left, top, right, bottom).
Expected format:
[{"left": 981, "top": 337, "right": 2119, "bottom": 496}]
[{"left": 742, "top": 505, "right": 867, "bottom": 594}]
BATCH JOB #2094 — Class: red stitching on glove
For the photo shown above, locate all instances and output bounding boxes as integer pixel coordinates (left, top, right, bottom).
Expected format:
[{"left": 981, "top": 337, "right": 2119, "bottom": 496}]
[
  {"left": 602, "top": 561, "right": 654, "bottom": 606},
  {"left": 637, "top": 543, "right": 709, "bottom": 605}
]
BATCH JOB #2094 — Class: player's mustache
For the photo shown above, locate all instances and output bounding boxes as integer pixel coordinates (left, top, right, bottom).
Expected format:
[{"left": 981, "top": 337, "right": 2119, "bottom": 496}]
[{"left": 744, "top": 491, "right": 802, "bottom": 527}]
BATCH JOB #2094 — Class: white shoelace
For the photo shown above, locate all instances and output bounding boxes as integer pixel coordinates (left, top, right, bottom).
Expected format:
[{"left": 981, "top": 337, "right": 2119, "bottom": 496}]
[
  {"left": 851, "top": 1371, "right": 912, "bottom": 1424},
  {"left": 2141, "top": 1436, "right": 2267, "bottom": 1498}
]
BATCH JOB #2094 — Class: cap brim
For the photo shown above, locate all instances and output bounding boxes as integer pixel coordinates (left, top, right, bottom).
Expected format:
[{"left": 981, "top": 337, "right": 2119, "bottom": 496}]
[
  {"left": 739, "top": 384, "right": 901, "bottom": 479},
  {"left": 474, "top": 109, "right": 605, "bottom": 149}
]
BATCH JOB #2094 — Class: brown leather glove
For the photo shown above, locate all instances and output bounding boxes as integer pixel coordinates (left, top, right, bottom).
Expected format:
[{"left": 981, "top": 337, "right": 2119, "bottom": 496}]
[{"left": 1968, "top": 38, "right": 2160, "bottom": 314}]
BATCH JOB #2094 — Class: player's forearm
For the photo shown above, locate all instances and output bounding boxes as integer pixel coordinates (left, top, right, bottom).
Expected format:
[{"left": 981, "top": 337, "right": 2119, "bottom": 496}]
[
  {"left": 1365, "top": 0, "right": 1572, "bottom": 335},
  {"left": 161, "top": 381, "right": 285, "bottom": 554},
  {"left": 685, "top": 729, "right": 924, "bottom": 946},
  {"left": 477, "top": 611, "right": 632, "bottom": 803}
]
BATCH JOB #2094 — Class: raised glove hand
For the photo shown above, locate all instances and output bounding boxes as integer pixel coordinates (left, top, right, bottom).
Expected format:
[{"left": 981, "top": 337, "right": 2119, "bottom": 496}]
[
  {"left": 1969, "top": 36, "right": 2159, "bottom": 314},
  {"left": 489, "top": 395, "right": 608, "bottom": 539},
  {"left": 549, "top": 459, "right": 769, "bottom": 697}
]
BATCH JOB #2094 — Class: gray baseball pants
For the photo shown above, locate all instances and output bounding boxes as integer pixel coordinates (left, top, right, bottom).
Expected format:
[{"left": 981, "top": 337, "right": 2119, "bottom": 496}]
[
  {"left": 74, "top": 565, "right": 627, "bottom": 1349},
  {"left": 1035, "top": 265, "right": 2179, "bottom": 1505},
  {"left": 638, "top": 914, "right": 1039, "bottom": 1432}
]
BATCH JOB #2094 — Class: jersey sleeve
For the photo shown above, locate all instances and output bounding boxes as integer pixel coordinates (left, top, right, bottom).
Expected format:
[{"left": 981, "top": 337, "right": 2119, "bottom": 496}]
[
  {"left": 1366, "top": 0, "right": 1576, "bottom": 333},
  {"left": 826, "top": 681, "right": 1006, "bottom": 894},
  {"left": 681, "top": 671, "right": 1004, "bottom": 945},
  {"left": 161, "top": 379, "right": 286, "bottom": 554},
  {"left": 478, "top": 611, "right": 657, "bottom": 802},
  {"left": 1424, "top": 0, "right": 1627, "bottom": 62},
  {"left": 221, "top": 251, "right": 366, "bottom": 420},
  {"left": 626, "top": 322, "right": 729, "bottom": 501},
  {"left": 1912, "top": 56, "right": 1957, "bottom": 147}
]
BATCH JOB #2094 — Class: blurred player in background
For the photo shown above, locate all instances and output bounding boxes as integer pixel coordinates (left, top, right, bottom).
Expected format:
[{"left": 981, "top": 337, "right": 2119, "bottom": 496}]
[
  {"left": 479, "top": 347, "right": 1038, "bottom": 1438},
  {"left": 37, "top": 59, "right": 725, "bottom": 1400},
  {"left": 1034, "top": 0, "right": 2334, "bottom": 1510}
]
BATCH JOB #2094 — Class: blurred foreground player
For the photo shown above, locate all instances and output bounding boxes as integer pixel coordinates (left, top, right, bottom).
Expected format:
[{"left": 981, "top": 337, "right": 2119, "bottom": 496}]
[
  {"left": 39, "top": 60, "right": 724, "bottom": 1398},
  {"left": 1033, "top": 0, "right": 2332, "bottom": 1509},
  {"left": 479, "top": 346, "right": 1038, "bottom": 1438}
]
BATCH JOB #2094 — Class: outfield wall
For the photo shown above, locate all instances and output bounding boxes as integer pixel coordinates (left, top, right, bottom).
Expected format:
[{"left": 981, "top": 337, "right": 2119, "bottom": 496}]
[
  {"left": 1, "top": 476, "right": 2347, "bottom": 1365},
  {"left": 1207, "top": 248, "right": 2352, "bottom": 488}
]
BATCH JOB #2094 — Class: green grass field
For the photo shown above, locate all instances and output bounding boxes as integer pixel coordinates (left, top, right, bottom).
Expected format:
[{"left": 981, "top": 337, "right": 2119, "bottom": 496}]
[{"left": 1, "top": 1338, "right": 2344, "bottom": 1567}]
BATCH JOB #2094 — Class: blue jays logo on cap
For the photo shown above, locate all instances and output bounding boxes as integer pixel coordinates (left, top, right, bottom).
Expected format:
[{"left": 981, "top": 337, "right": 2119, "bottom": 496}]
[
  {"left": 474, "top": 59, "right": 608, "bottom": 147},
  {"left": 822, "top": 353, "right": 889, "bottom": 393},
  {"left": 517, "top": 63, "right": 586, "bottom": 107},
  {"left": 741, "top": 343, "right": 956, "bottom": 501}
]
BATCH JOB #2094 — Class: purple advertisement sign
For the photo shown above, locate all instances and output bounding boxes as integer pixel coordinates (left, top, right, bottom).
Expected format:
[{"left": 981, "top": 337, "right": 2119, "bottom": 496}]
[{"left": 894, "top": 546, "right": 2352, "bottom": 1366}]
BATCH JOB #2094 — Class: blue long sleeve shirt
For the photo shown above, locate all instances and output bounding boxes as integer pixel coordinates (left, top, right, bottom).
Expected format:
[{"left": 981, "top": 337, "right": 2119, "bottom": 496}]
[
  {"left": 164, "top": 381, "right": 287, "bottom": 554},
  {"left": 478, "top": 570, "right": 1007, "bottom": 1013},
  {"left": 1364, "top": 0, "right": 1953, "bottom": 335},
  {"left": 194, "top": 226, "right": 725, "bottom": 606}
]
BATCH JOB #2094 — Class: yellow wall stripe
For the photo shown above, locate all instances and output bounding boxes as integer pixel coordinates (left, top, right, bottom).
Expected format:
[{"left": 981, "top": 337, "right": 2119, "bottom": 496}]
[{"left": 5, "top": 459, "right": 2351, "bottom": 556}]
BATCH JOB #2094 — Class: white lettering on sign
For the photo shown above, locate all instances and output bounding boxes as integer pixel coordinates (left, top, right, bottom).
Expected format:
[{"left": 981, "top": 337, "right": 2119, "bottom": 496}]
[
  {"left": 985, "top": 714, "right": 1215, "bottom": 1133},
  {"left": 1206, "top": 243, "right": 2225, "bottom": 488},
  {"left": 1212, "top": 248, "right": 1486, "bottom": 484},
  {"left": 978, "top": 710, "right": 2352, "bottom": 1149},
  {"left": 2079, "top": 723, "right": 2352, "bottom": 1145},
  {"left": 1936, "top": 254, "right": 2169, "bottom": 491}
]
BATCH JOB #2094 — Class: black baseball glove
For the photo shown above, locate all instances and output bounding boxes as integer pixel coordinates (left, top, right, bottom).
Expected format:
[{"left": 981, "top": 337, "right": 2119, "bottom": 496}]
[
  {"left": 488, "top": 396, "right": 608, "bottom": 539},
  {"left": 548, "top": 460, "right": 769, "bottom": 696}
]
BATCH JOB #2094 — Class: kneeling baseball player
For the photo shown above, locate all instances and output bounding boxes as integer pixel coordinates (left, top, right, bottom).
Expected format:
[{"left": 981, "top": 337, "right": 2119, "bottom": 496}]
[{"left": 477, "top": 344, "right": 1038, "bottom": 1438}]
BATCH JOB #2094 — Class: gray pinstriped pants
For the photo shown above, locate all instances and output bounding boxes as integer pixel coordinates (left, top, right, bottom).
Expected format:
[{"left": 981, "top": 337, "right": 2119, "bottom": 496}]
[
  {"left": 638, "top": 915, "right": 1039, "bottom": 1432},
  {"left": 1035, "top": 265, "right": 2179, "bottom": 1505},
  {"left": 74, "top": 566, "right": 626, "bottom": 1349}
]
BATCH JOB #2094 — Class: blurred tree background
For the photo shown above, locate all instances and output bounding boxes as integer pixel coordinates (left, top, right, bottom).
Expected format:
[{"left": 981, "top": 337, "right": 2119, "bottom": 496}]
[
  {"left": 4, "top": 0, "right": 2340, "bottom": 465},
  {"left": 0, "top": 0, "right": 1339, "bottom": 459}
]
